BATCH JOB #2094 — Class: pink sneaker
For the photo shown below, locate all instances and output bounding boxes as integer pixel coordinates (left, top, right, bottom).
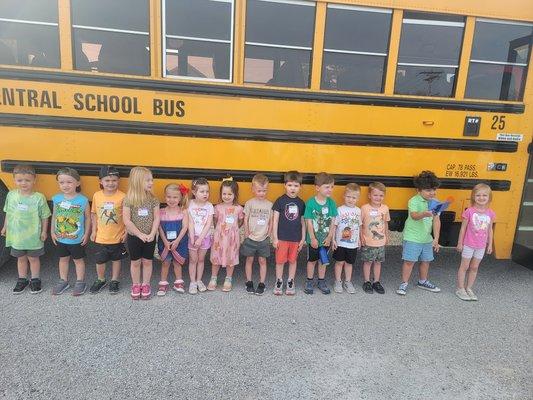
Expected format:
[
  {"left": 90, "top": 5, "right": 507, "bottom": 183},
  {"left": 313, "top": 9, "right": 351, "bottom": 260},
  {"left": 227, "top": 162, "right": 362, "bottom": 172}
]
[
  {"left": 141, "top": 283, "right": 151, "bottom": 299},
  {"left": 157, "top": 281, "right": 169, "bottom": 296},
  {"left": 131, "top": 284, "right": 141, "bottom": 299},
  {"left": 173, "top": 279, "right": 185, "bottom": 293}
]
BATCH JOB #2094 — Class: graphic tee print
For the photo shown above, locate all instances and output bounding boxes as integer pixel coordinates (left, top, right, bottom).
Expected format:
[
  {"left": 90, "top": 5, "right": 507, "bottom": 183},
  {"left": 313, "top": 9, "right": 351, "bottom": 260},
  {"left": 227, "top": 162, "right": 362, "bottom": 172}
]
[
  {"left": 91, "top": 190, "right": 126, "bottom": 244},
  {"left": 334, "top": 205, "right": 362, "bottom": 249},
  {"left": 272, "top": 194, "right": 305, "bottom": 242},
  {"left": 188, "top": 201, "right": 214, "bottom": 236},
  {"left": 304, "top": 197, "right": 338, "bottom": 246},
  {"left": 462, "top": 207, "right": 496, "bottom": 249},
  {"left": 361, "top": 204, "right": 391, "bottom": 247},
  {"left": 52, "top": 193, "right": 88, "bottom": 244}
]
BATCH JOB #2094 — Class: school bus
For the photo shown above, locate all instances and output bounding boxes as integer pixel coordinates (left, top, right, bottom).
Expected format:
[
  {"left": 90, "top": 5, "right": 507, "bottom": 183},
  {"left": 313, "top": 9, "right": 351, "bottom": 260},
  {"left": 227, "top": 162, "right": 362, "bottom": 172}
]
[{"left": 0, "top": 0, "right": 532, "bottom": 267}]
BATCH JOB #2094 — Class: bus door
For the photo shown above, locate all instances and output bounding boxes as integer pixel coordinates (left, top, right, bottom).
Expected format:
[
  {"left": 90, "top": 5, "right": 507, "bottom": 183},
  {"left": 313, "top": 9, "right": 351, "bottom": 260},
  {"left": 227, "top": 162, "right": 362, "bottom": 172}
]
[{"left": 513, "top": 141, "right": 533, "bottom": 269}]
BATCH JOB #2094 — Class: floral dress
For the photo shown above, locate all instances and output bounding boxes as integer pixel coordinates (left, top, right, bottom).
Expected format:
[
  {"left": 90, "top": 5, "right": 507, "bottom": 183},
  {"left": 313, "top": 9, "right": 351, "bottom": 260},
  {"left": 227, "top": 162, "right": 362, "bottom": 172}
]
[{"left": 210, "top": 204, "right": 244, "bottom": 267}]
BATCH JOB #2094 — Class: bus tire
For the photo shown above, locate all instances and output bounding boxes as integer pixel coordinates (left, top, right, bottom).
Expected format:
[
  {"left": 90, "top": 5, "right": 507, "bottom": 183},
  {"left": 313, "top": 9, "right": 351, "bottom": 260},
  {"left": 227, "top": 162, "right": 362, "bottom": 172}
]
[{"left": 0, "top": 183, "right": 10, "bottom": 267}]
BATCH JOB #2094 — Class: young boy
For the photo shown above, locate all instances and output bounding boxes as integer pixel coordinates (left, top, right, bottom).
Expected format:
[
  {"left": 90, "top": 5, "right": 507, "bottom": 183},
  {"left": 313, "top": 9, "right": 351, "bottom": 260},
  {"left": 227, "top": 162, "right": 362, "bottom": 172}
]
[
  {"left": 89, "top": 166, "right": 128, "bottom": 294},
  {"left": 332, "top": 183, "right": 362, "bottom": 294},
  {"left": 241, "top": 174, "right": 272, "bottom": 295},
  {"left": 396, "top": 171, "right": 441, "bottom": 296},
  {"left": 360, "top": 182, "right": 390, "bottom": 294},
  {"left": 1, "top": 164, "right": 51, "bottom": 294},
  {"left": 303, "top": 172, "right": 337, "bottom": 295},
  {"left": 272, "top": 171, "right": 305, "bottom": 295}
]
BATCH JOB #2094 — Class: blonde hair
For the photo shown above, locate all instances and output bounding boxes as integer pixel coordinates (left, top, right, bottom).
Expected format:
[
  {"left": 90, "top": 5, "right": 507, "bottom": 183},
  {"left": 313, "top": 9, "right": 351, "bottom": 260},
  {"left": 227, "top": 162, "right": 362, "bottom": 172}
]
[
  {"left": 252, "top": 173, "right": 269, "bottom": 186},
  {"left": 126, "top": 166, "right": 155, "bottom": 207},
  {"left": 471, "top": 183, "right": 492, "bottom": 205},
  {"left": 368, "top": 182, "right": 386, "bottom": 194},
  {"left": 345, "top": 183, "right": 360, "bottom": 193},
  {"left": 165, "top": 183, "right": 189, "bottom": 209}
]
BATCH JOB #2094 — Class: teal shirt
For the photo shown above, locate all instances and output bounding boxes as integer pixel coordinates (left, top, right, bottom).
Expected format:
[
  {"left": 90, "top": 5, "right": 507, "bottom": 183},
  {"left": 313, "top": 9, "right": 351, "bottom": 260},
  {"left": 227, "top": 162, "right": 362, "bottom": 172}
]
[
  {"left": 403, "top": 194, "right": 434, "bottom": 243},
  {"left": 3, "top": 190, "right": 51, "bottom": 250},
  {"left": 304, "top": 196, "right": 338, "bottom": 245}
]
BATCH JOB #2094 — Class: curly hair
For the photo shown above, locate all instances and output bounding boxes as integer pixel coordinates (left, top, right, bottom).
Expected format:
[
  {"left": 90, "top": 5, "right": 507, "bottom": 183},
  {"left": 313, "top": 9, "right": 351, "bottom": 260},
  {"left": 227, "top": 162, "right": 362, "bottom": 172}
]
[{"left": 413, "top": 170, "right": 440, "bottom": 190}]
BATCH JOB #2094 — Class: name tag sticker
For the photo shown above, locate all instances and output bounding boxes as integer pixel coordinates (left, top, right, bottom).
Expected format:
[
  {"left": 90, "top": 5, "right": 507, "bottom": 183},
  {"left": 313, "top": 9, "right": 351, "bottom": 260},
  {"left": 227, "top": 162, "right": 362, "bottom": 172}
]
[
  {"left": 59, "top": 201, "right": 71, "bottom": 210},
  {"left": 197, "top": 209, "right": 207, "bottom": 217},
  {"left": 167, "top": 231, "right": 177, "bottom": 240},
  {"left": 321, "top": 207, "right": 329, "bottom": 215},
  {"left": 103, "top": 202, "right": 114, "bottom": 211},
  {"left": 17, "top": 203, "right": 28, "bottom": 211},
  {"left": 257, "top": 219, "right": 266, "bottom": 226},
  {"left": 138, "top": 208, "right": 149, "bottom": 217},
  {"left": 225, "top": 215, "right": 235, "bottom": 224},
  {"left": 288, "top": 205, "right": 298, "bottom": 214},
  {"left": 369, "top": 210, "right": 379, "bottom": 217}
]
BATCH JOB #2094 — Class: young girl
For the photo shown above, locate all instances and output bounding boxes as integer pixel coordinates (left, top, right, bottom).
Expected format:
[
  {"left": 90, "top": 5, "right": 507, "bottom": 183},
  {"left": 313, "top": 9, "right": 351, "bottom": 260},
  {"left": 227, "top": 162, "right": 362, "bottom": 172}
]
[
  {"left": 123, "top": 167, "right": 160, "bottom": 300},
  {"left": 456, "top": 183, "right": 495, "bottom": 301},
  {"left": 187, "top": 178, "right": 214, "bottom": 294},
  {"left": 208, "top": 178, "right": 244, "bottom": 292},
  {"left": 50, "top": 168, "right": 90, "bottom": 296},
  {"left": 157, "top": 183, "right": 189, "bottom": 296}
]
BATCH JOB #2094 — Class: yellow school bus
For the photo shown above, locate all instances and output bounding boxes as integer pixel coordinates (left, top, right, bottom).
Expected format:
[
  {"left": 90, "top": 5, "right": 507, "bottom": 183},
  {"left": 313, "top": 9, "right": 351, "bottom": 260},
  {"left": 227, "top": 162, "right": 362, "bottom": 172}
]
[{"left": 0, "top": 0, "right": 532, "bottom": 266}]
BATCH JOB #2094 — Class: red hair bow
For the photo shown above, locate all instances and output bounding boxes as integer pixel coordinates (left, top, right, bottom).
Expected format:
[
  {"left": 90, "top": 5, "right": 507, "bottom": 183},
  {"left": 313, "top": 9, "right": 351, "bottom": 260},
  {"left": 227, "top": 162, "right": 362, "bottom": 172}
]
[{"left": 178, "top": 184, "right": 189, "bottom": 195}]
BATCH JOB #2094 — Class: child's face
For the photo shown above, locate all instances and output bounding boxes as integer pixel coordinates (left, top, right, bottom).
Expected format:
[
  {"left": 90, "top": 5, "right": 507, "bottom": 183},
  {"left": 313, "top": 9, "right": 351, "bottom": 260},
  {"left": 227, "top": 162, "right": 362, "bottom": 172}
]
[
  {"left": 143, "top": 174, "right": 154, "bottom": 191},
  {"left": 165, "top": 190, "right": 182, "bottom": 207},
  {"left": 284, "top": 181, "right": 301, "bottom": 198},
  {"left": 57, "top": 174, "right": 79, "bottom": 195},
  {"left": 474, "top": 189, "right": 490, "bottom": 206},
  {"left": 368, "top": 188, "right": 385, "bottom": 206},
  {"left": 221, "top": 186, "right": 235, "bottom": 204},
  {"left": 14, "top": 173, "right": 35, "bottom": 193},
  {"left": 344, "top": 190, "right": 360, "bottom": 207},
  {"left": 419, "top": 188, "right": 436, "bottom": 201},
  {"left": 194, "top": 184, "right": 210, "bottom": 202},
  {"left": 252, "top": 182, "right": 268, "bottom": 200},
  {"left": 100, "top": 176, "right": 119, "bottom": 192},
  {"left": 316, "top": 182, "right": 333, "bottom": 198}
]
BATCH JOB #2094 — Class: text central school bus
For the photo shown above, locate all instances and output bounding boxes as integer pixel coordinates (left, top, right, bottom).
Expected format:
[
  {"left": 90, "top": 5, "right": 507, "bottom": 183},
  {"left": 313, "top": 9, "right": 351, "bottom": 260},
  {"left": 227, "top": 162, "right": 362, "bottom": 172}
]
[{"left": 0, "top": 0, "right": 532, "bottom": 267}]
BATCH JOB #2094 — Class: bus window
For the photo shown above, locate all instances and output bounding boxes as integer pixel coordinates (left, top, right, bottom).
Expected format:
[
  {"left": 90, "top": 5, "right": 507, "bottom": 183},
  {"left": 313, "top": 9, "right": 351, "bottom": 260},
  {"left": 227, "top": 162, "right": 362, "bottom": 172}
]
[
  {"left": 244, "top": 0, "right": 315, "bottom": 88},
  {"left": 164, "top": 0, "right": 233, "bottom": 81},
  {"left": 466, "top": 19, "right": 533, "bottom": 101},
  {"left": 395, "top": 12, "right": 464, "bottom": 97},
  {"left": 71, "top": 0, "right": 150, "bottom": 76},
  {"left": 0, "top": 0, "right": 59, "bottom": 68},
  {"left": 322, "top": 5, "right": 391, "bottom": 93}
]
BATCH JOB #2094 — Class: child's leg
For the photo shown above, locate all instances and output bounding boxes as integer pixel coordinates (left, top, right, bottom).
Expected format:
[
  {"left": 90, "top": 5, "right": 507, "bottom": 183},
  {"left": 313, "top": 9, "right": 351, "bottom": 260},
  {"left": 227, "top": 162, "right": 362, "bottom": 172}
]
[
  {"left": 306, "top": 261, "right": 317, "bottom": 279},
  {"left": 130, "top": 259, "right": 142, "bottom": 284},
  {"left": 344, "top": 263, "right": 353, "bottom": 282},
  {"left": 160, "top": 260, "right": 171, "bottom": 282},
  {"left": 141, "top": 259, "right": 153, "bottom": 284},
  {"left": 73, "top": 258, "right": 86, "bottom": 281},
  {"left": 401, "top": 261, "right": 415, "bottom": 283},
  {"left": 275, "top": 263, "right": 284, "bottom": 281},
  {"left": 188, "top": 248, "right": 198, "bottom": 282},
  {"left": 211, "top": 263, "right": 221, "bottom": 279},
  {"left": 111, "top": 260, "right": 121, "bottom": 281},
  {"left": 419, "top": 261, "right": 430, "bottom": 281},
  {"left": 466, "top": 258, "right": 482, "bottom": 289},
  {"left": 334, "top": 261, "right": 343, "bottom": 281},
  {"left": 317, "top": 263, "right": 327, "bottom": 279},
  {"left": 226, "top": 265, "right": 235, "bottom": 278},
  {"left": 245, "top": 256, "right": 254, "bottom": 281},
  {"left": 96, "top": 263, "right": 106, "bottom": 280},
  {"left": 27, "top": 256, "right": 41, "bottom": 279},
  {"left": 196, "top": 249, "right": 208, "bottom": 282},
  {"left": 258, "top": 257, "right": 267, "bottom": 283},
  {"left": 17, "top": 255, "right": 29, "bottom": 278},
  {"left": 457, "top": 257, "right": 471, "bottom": 289},
  {"left": 373, "top": 261, "right": 382, "bottom": 282},
  {"left": 173, "top": 261, "right": 183, "bottom": 281},
  {"left": 288, "top": 261, "right": 297, "bottom": 282},
  {"left": 58, "top": 256, "right": 70, "bottom": 281},
  {"left": 362, "top": 261, "right": 372, "bottom": 282}
]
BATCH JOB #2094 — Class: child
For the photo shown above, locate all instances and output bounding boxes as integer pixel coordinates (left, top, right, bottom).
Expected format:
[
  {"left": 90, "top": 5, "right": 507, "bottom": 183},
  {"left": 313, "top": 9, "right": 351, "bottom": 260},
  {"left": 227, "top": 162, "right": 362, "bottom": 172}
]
[
  {"left": 187, "top": 178, "right": 214, "bottom": 294},
  {"left": 241, "top": 174, "right": 272, "bottom": 295},
  {"left": 208, "top": 178, "right": 244, "bottom": 292},
  {"left": 303, "top": 172, "right": 337, "bottom": 295},
  {"left": 123, "top": 167, "right": 160, "bottom": 299},
  {"left": 360, "top": 182, "right": 390, "bottom": 294},
  {"left": 51, "top": 167, "right": 90, "bottom": 296},
  {"left": 90, "top": 166, "right": 127, "bottom": 295},
  {"left": 332, "top": 183, "right": 362, "bottom": 294},
  {"left": 1, "top": 164, "right": 50, "bottom": 294},
  {"left": 455, "top": 183, "right": 495, "bottom": 301},
  {"left": 272, "top": 171, "right": 305, "bottom": 295},
  {"left": 397, "top": 171, "right": 441, "bottom": 296},
  {"left": 157, "top": 183, "right": 189, "bottom": 296}
]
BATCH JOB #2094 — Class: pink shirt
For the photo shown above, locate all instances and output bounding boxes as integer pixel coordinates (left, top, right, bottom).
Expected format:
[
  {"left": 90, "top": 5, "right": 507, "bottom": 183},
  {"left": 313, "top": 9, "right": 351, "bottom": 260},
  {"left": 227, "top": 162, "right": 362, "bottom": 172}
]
[{"left": 462, "top": 207, "right": 496, "bottom": 249}]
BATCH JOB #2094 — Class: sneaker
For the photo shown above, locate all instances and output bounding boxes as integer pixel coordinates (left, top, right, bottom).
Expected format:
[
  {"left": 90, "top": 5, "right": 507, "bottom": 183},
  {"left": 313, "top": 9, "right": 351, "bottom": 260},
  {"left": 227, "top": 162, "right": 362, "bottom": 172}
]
[
  {"left": 303, "top": 279, "right": 314, "bottom": 295},
  {"left": 456, "top": 288, "right": 470, "bottom": 301},
  {"left": 173, "top": 279, "right": 185, "bottom": 293},
  {"left": 72, "top": 280, "right": 87, "bottom": 296},
  {"left": 362, "top": 281, "right": 373, "bottom": 294},
  {"left": 141, "top": 283, "right": 151, "bottom": 299},
  {"left": 109, "top": 280, "right": 120, "bottom": 295},
  {"left": 13, "top": 278, "right": 29, "bottom": 294},
  {"left": 29, "top": 278, "right": 42, "bottom": 294},
  {"left": 334, "top": 280, "right": 343, "bottom": 293},
  {"left": 157, "top": 281, "right": 169, "bottom": 296},
  {"left": 255, "top": 282, "right": 265, "bottom": 296},
  {"left": 372, "top": 281, "right": 385, "bottom": 294},
  {"left": 189, "top": 282, "right": 198, "bottom": 295},
  {"left": 207, "top": 276, "right": 217, "bottom": 291},
  {"left": 90, "top": 279, "right": 107, "bottom": 294},
  {"left": 131, "top": 284, "right": 141, "bottom": 299},
  {"left": 286, "top": 279, "right": 295, "bottom": 296},
  {"left": 274, "top": 279, "right": 283, "bottom": 296},
  {"left": 245, "top": 281, "right": 254, "bottom": 294},
  {"left": 465, "top": 288, "right": 478, "bottom": 301},
  {"left": 417, "top": 280, "right": 441, "bottom": 293},
  {"left": 197, "top": 280, "right": 207, "bottom": 292},
  {"left": 52, "top": 279, "right": 69, "bottom": 295},
  {"left": 317, "top": 279, "right": 330, "bottom": 295},
  {"left": 396, "top": 282, "right": 408, "bottom": 296},
  {"left": 222, "top": 277, "right": 233, "bottom": 292},
  {"left": 343, "top": 281, "right": 356, "bottom": 294}
]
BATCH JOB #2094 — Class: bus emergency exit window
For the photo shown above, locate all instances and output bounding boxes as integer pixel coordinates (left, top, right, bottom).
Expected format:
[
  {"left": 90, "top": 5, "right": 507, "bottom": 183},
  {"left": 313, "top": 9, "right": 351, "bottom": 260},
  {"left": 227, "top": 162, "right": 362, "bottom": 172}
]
[{"left": 464, "top": 116, "right": 481, "bottom": 136}]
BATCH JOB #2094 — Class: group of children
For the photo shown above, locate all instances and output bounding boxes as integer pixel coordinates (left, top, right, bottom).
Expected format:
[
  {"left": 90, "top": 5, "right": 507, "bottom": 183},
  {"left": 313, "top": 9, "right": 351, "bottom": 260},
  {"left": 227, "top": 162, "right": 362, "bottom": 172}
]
[{"left": 1, "top": 165, "right": 495, "bottom": 301}]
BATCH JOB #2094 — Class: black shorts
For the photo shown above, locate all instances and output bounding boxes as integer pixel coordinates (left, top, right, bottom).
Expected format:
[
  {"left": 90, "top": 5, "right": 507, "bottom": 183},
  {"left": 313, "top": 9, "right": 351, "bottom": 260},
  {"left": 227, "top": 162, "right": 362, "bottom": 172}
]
[
  {"left": 94, "top": 243, "right": 128, "bottom": 264},
  {"left": 332, "top": 246, "right": 357, "bottom": 265},
  {"left": 127, "top": 235, "right": 156, "bottom": 261},
  {"left": 56, "top": 242, "right": 86, "bottom": 260},
  {"left": 307, "top": 245, "right": 330, "bottom": 262}
]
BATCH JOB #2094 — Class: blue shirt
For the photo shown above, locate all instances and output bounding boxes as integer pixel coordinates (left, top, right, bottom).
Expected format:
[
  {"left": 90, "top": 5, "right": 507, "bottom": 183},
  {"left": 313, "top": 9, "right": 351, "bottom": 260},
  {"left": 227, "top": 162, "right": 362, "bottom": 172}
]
[{"left": 52, "top": 193, "right": 89, "bottom": 245}]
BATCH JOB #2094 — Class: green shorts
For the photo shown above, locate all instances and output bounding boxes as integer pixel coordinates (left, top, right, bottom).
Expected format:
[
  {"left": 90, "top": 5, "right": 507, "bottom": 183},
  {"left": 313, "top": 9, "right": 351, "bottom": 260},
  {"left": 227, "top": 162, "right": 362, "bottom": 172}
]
[{"left": 361, "top": 246, "right": 385, "bottom": 262}]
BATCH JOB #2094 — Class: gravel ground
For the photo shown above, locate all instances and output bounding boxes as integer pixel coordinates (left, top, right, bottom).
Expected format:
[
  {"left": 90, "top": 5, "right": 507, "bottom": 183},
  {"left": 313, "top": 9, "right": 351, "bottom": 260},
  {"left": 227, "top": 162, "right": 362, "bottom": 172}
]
[{"left": 0, "top": 244, "right": 531, "bottom": 400}]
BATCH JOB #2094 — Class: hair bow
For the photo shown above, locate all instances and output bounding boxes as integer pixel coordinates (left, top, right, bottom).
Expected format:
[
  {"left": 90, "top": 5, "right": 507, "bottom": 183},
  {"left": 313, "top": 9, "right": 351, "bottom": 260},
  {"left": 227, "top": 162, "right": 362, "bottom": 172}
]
[
  {"left": 178, "top": 183, "right": 189, "bottom": 195},
  {"left": 222, "top": 176, "right": 233, "bottom": 182}
]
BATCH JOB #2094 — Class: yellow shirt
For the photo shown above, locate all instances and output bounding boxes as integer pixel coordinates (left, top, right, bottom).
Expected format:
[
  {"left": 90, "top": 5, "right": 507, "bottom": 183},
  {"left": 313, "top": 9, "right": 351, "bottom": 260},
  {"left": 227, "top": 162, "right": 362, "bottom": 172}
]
[{"left": 91, "top": 190, "right": 125, "bottom": 244}]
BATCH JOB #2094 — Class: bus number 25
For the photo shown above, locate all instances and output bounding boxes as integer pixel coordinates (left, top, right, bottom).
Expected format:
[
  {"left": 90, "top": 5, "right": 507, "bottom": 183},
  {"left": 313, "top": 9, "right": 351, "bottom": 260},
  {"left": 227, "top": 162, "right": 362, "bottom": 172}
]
[{"left": 491, "top": 115, "right": 506, "bottom": 130}]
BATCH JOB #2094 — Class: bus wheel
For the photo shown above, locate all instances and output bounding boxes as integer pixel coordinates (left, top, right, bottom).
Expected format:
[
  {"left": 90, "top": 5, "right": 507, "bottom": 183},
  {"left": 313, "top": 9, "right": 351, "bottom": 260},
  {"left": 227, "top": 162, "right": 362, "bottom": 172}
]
[{"left": 0, "top": 184, "right": 10, "bottom": 267}]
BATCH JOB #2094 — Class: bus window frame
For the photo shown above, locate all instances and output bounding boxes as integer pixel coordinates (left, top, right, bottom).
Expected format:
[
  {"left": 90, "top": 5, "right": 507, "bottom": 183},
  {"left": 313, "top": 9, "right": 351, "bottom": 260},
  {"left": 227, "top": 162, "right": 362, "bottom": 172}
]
[{"left": 162, "top": 0, "right": 235, "bottom": 83}]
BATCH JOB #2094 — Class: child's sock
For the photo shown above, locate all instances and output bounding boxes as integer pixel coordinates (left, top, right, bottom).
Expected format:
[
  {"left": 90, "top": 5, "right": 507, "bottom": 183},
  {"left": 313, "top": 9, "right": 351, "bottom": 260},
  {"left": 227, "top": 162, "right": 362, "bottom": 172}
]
[{"left": 418, "top": 279, "right": 427, "bottom": 284}]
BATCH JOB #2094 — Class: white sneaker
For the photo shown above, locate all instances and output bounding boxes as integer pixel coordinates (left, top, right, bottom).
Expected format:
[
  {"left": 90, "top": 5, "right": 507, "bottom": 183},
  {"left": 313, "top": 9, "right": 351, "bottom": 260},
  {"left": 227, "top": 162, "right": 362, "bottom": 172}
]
[
  {"left": 465, "top": 288, "right": 478, "bottom": 301},
  {"left": 197, "top": 280, "right": 207, "bottom": 292},
  {"left": 334, "top": 280, "right": 343, "bottom": 293},
  {"left": 343, "top": 281, "right": 356, "bottom": 294},
  {"left": 189, "top": 282, "right": 198, "bottom": 295},
  {"left": 455, "top": 288, "right": 471, "bottom": 301}
]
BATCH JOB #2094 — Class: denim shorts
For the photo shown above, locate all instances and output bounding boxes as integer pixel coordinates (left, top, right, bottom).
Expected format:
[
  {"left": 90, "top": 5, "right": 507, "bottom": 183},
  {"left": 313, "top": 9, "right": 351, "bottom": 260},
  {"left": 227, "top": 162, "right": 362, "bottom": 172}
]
[{"left": 402, "top": 240, "right": 433, "bottom": 262}]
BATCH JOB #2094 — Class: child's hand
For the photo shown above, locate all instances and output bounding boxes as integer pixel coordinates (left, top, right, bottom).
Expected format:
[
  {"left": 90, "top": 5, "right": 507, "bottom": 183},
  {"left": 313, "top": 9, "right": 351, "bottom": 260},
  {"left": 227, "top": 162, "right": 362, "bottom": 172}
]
[
  {"left": 456, "top": 244, "right": 463, "bottom": 252},
  {"left": 121, "top": 232, "right": 128, "bottom": 243},
  {"left": 81, "top": 234, "right": 89, "bottom": 246},
  {"left": 194, "top": 237, "right": 203, "bottom": 248},
  {"left": 487, "top": 245, "right": 493, "bottom": 255},
  {"left": 298, "top": 240, "right": 305, "bottom": 251},
  {"left": 272, "top": 238, "right": 279, "bottom": 249},
  {"left": 41, "top": 231, "right": 48, "bottom": 242},
  {"left": 324, "top": 236, "right": 332, "bottom": 247},
  {"left": 170, "top": 240, "right": 178, "bottom": 251},
  {"left": 147, "top": 233, "right": 155, "bottom": 242},
  {"left": 432, "top": 238, "right": 440, "bottom": 253},
  {"left": 51, "top": 231, "right": 57, "bottom": 245},
  {"left": 423, "top": 211, "right": 434, "bottom": 218},
  {"left": 0, "top": 226, "right": 5, "bottom": 236},
  {"left": 310, "top": 238, "right": 318, "bottom": 249},
  {"left": 90, "top": 232, "right": 96, "bottom": 242},
  {"left": 137, "top": 233, "right": 148, "bottom": 242},
  {"left": 360, "top": 235, "right": 366, "bottom": 247},
  {"left": 331, "top": 240, "right": 337, "bottom": 251}
]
